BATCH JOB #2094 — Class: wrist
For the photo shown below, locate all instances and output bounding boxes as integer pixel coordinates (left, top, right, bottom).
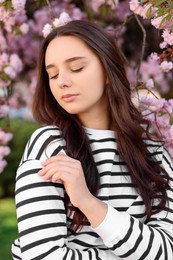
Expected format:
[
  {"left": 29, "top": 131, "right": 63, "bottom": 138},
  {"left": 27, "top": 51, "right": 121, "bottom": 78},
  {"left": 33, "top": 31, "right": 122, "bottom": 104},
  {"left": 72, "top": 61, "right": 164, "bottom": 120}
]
[{"left": 78, "top": 195, "right": 108, "bottom": 228}]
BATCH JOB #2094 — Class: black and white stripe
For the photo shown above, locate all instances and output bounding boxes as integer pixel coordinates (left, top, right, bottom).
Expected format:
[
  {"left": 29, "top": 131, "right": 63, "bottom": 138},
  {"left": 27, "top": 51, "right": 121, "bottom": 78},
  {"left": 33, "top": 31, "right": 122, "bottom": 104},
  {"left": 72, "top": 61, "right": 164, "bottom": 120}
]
[{"left": 12, "top": 125, "right": 173, "bottom": 259}]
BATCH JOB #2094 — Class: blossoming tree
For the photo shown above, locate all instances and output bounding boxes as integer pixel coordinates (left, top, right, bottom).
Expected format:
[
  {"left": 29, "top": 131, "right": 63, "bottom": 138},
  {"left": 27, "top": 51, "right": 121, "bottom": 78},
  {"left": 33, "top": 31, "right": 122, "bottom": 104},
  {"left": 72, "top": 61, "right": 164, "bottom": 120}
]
[{"left": 0, "top": 0, "right": 173, "bottom": 174}]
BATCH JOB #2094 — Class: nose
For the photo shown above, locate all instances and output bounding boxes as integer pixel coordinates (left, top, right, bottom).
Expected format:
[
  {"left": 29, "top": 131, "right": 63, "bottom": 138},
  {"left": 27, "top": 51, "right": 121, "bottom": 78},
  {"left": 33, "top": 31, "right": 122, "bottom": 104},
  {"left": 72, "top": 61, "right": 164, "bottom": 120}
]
[{"left": 57, "top": 72, "right": 72, "bottom": 88}]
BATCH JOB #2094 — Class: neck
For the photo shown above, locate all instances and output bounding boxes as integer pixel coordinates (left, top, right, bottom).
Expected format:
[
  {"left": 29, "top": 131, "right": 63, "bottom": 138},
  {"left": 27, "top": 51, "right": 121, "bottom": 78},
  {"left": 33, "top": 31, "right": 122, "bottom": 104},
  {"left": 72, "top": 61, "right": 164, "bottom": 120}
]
[{"left": 77, "top": 109, "right": 112, "bottom": 130}]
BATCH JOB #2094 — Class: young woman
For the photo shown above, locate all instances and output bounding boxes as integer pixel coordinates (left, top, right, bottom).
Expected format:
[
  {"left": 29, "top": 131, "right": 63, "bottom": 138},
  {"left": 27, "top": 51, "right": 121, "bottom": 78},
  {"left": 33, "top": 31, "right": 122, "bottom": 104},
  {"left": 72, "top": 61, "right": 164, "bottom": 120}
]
[{"left": 12, "top": 20, "right": 173, "bottom": 260}]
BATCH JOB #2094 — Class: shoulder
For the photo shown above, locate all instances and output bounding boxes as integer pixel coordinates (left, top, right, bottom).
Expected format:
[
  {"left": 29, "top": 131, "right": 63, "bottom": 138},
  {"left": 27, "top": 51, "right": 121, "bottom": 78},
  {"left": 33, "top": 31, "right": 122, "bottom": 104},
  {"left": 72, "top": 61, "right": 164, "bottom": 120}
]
[
  {"left": 144, "top": 138, "right": 173, "bottom": 175},
  {"left": 144, "top": 138, "right": 164, "bottom": 158},
  {"left": 29, "top": 125, "right": 61, "bottom": 140},
  {"left": 23, "top": 125, "right": 65, "bottom": 161}
]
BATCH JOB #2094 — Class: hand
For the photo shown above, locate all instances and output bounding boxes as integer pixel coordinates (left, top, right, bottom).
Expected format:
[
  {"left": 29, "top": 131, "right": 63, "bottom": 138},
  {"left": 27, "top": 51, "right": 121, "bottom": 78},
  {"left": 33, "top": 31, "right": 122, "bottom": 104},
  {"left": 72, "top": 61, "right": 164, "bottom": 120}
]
[{"left": 38, "top": 153, "right": 93, "bottom": 208}]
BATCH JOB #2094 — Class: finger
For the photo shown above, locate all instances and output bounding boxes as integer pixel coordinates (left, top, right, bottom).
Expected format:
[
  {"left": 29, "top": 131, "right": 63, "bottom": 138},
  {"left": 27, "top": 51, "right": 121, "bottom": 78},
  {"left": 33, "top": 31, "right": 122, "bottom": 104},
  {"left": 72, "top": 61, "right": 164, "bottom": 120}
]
[
  {"left": 39, "top": 163, "right": 76, "bottom": 180},
  {"left": 42, "top": 153, "right": 74, "bottom": 166},
  {"left": 43, "top": 159, "right": 79, "bottom": 172}
]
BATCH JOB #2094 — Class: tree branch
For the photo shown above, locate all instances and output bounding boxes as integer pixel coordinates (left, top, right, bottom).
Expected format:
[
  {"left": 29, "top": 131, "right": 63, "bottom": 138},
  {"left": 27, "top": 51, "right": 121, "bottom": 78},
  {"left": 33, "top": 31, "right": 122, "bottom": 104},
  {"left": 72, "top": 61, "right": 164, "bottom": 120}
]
[
  {"left": 134, "top": 13, "right": 147, "bottom": 85},
  {"left": 45, "top": 0, "right": 54, "bottom": 20}
]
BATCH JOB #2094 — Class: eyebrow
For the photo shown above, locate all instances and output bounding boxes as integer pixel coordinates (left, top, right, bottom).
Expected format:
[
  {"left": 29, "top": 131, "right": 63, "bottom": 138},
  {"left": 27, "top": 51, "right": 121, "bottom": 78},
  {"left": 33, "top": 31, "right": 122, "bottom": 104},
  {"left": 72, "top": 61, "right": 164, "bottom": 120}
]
[{"left": 46, "top": 56, "right": 86, "bottom": 70}]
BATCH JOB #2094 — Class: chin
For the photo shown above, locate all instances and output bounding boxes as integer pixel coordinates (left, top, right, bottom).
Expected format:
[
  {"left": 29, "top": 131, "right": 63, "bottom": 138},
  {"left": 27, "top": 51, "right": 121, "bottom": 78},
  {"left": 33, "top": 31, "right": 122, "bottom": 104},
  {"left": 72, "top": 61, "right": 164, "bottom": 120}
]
[{"left": 63, "top": 108, "right": 80, "bottom": 115}]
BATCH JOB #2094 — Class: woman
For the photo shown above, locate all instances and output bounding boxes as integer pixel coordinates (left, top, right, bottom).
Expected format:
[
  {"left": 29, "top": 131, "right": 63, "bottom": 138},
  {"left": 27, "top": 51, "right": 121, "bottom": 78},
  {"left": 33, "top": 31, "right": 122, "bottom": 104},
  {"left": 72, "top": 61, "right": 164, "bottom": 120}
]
[{"left": 12, "top": 19, "right": 173, "bottom": 259}]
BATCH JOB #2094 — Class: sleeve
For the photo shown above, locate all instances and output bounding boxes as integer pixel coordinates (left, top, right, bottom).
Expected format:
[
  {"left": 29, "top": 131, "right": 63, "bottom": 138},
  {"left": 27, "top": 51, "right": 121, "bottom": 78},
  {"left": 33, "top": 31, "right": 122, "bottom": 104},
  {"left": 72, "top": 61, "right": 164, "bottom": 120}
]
[
  {"left": 92, "top": 148, "right": 173, "bottom": 260},
  {"left": 12, "top": 128, "right": 118, "bottom": 260}
]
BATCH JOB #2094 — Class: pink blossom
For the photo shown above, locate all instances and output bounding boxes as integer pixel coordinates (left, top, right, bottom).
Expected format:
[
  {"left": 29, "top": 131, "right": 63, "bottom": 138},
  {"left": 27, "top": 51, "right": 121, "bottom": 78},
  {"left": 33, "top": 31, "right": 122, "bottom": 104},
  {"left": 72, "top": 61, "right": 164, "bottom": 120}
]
[
  {"left": 140, "top": 97, "right": 165, "bottom": 112},
  {"left": 164, "top": 99, "right": 173, "bottom": 114},
  {"left": 0, "top": 104, "right": 10, "bottom": 118},
  {"left": 146, "top": 78, "right": 154, "bottom": 89},
  {"left": 8, "top": 93, "right": 20, "bottom": 108},
  {"left": 139, "top": 59, "right": 160, "bottom": 82},
  {"left": 162, "top": 29, "right": 173, "bottom": 46},
  {"left": 0, "top": 6, "right": 7, "bottom": 22},
  {"left": 4, "top": 66, "right": 16, "bottom": 79},
  {"left": 29, "top": 75, "right": 37, "bottom": 94},
  {"left": 3, "top": 13, "right": 16, "bottom": 33},
  {"left": 19, "top": 22, "right": 29, "bottom": 34},
  {"left": 0, "top": 129, "right": 13, "bottom": 144},
  {"left": 11, "top": 0, "right": 26, "bottom": 11},
  {"left": 129, "top": 0, "right": 144, "bottom": 16},
  {"left": 159, "top": 41, "right": 167, "bottom": 49},
  {"left": 42, "top": 12, "right": 72, "bottom": 38},
  {"left": 140, "top": 4, "right": 152, "bottom": 19},
  {"left": 0, "top": 53, "right": 8, "bottom": 68},
  {"left": 52, "top": 18, "right": 61, "bottom": 28},
  {"left": 160, "top": 61, "right": 173, "bottom": 73},
  {"left": 10, "top": 53, "right": 23, "bottom": 73},
  {"left": 151, "top": 16, "right": 163, "bottom": 29},
  {"left": 129, "top": 0, "right": 140, "bottom": 11},
  {"left": 149, "top": 52, "right": 160, "bottom": 61},
  {"left": 33, "top": 9, "right": 49, "bottom": 25},
  {"left": 0, "top": 30, "right": 7, "bottom": 52},
  {"left": 58, "top": 12, "right": 72, "bottom": 25},
  {"left": 0, "top": 146, "right": 11, "bottom": 159},
  {"left": 165, "top": 126, "right": 173, "bottom": 143},
  {"left": 142, "top": 111, "right": 155, "bottom": 122},
  {"left": 89, "top": 0, "right": 118, "bottom": 12},
  {"left": 29, "top": 9, "right": 50, "bottom": 36},
  {"left": 0, "top": 160, "right": 7, "bottom": 174},
  {"left": 0, "top": 78, "right": 11, "bottom": 87},
  {"left": 71, "top": 7, "right": 85, "bottom": 20},
  {"left": 155, "top": 114, "right": 170, "bottom": 128},
  {"left": 42, "top": 23, "right": 52, "bottom": 38}
]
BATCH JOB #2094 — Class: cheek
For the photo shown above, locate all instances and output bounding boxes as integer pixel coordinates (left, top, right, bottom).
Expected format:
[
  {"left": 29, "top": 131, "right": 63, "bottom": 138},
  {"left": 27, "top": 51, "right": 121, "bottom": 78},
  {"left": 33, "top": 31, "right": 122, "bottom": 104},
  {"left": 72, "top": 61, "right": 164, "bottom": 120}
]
[{"left": 49, "top": 85, "right": 60, "bottom": 102}]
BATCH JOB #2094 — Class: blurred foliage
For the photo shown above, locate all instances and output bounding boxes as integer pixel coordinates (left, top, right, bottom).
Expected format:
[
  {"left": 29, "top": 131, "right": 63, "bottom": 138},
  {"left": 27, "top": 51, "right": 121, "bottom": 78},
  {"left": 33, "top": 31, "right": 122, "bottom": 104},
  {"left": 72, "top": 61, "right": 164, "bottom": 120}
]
[
  {"left": 0, "top": 198, "right": 18, "bottom": 260},
  {"left": 0, "top": 119, "right": 39, "bottom": 198}
]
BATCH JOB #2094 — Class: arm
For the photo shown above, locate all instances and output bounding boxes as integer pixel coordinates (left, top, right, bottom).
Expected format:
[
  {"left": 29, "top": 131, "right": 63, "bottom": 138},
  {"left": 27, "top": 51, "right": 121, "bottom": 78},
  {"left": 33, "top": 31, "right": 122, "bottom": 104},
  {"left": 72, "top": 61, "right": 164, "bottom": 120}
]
[
  {"left": 13, "top": 126, "right": 117, "bottom": 260},
  {"left": 15, "top": 159, "right": 117, "bottom": 260},
  {"left": 41, "top": 147, "right": 173, "bottom": 260},
  {"left": 90, "top": 148, "right": 173, "bottom": 260}
]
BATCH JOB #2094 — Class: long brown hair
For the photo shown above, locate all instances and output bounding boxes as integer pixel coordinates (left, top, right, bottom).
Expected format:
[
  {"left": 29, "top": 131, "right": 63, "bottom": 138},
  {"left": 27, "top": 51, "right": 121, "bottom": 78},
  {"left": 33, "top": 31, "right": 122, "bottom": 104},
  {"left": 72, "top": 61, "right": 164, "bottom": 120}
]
[{"left": 32, "top": 20, "right": 170, "bottom": 231}]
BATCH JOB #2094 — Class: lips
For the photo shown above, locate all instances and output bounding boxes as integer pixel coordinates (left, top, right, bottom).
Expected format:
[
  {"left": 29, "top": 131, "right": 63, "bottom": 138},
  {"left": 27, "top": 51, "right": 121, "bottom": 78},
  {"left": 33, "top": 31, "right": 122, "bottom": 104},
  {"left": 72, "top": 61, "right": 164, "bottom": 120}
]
[{"left": 61, "top": 94, "right": 78, "bottom": 102}]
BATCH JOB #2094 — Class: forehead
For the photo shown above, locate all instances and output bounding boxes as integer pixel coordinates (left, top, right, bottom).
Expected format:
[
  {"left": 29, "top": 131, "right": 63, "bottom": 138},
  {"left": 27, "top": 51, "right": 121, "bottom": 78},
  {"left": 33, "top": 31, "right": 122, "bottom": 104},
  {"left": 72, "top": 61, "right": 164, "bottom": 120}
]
[{"left": 45, "top": 35, "right": 94, "bottom": 63}]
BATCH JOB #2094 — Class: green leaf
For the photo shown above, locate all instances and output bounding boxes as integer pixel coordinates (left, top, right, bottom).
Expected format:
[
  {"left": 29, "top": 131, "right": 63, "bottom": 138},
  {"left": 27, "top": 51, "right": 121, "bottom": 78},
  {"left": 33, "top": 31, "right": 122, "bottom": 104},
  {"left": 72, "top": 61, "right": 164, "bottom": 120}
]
[
  {"left": 153, "top": 0, "right": 167, "bottom": 7},
  {"left": 139, "top": 0, "right": 147, "bottom": 4},
  {"left": 155, "top": 7, "right": 167, "bottom": 18},
  {"left": 158, "top": 13, "right": 171, "bottom": 29},
  {"left": 167, "top": 1, "right": 173, "bottom": 8},
  {"left": 146, "top": 6, "right": 152, "bottom": 19},
  {"left": 98, "top": 3, "right": 113, "bottom": 17},
  {"left": 2, "top": 0, "right": 12, "bottom": 10},
  {"left": 165, "top": 13, "right": 172, "bottom": 21},
  {"left": 0, "top": 73, "right": 9, "bottom": 81}
]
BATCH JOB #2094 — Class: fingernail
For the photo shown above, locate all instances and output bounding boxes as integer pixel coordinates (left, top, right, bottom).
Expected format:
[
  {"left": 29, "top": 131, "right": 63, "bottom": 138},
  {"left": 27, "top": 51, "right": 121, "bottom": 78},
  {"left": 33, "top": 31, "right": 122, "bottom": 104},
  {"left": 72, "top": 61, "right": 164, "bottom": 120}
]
[
  {"left": 38, "top": 170, "right": 42, "bottom": 175},
  {"left": 42, "top": 161, "right": 46, "bottom": 166},
  {"left": 59, "top": 150, "right": 66, "bottom": 155}
]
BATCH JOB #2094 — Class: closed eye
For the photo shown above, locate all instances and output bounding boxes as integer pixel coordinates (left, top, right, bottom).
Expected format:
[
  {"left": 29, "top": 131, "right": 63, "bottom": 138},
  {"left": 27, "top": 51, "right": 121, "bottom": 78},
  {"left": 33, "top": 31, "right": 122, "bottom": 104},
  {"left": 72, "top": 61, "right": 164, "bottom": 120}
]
[
  {"left": 49, "top": 74, "right": 59, "bottom": 80},
  {"left": 71, "top": 67, "right": 84, "bottom": 73}
]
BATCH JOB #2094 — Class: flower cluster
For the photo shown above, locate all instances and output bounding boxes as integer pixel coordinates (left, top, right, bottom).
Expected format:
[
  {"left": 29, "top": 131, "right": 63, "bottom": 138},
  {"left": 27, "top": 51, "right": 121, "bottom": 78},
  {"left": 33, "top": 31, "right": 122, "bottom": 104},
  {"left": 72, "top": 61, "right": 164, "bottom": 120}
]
[
  {"left": 88, "top": 0, "right": 119, "bottom": 13},
  {"left": 0, "top": 0, "right": 29, "bottom": 35},
  {"left": 0, "top": 128, "right": 13, "bottom": 173},
  {"left": 42, "top": 12, "right": 72, "bottom": 38},
  {"left": 128, "top": 0, "right": 173, "bottom": 156},
  {"left": 129, "top": 0, "right": 173, "bottom": 73},
  {"left": 139, "top": 95, "right": 173, "bottom": 156},
  {"left": 0, "top": 53, "right": 23, "bottom": 87}
]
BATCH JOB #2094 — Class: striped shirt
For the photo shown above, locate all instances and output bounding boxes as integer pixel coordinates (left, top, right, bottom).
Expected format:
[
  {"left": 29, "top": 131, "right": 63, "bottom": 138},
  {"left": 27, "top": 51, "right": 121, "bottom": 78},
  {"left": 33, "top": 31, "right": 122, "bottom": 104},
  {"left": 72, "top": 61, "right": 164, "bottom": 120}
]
[{"left": 12, "top": 125, "right": 173, "bottom": 259}]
